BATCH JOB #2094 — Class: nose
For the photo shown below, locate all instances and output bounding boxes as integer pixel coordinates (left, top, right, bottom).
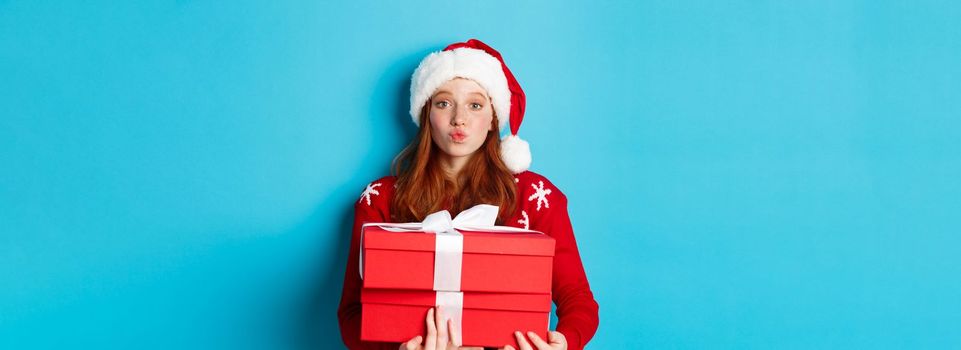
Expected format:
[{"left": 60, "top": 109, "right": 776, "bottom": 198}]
[{"left": 450, "top": 106, "right": 466, "bottom": 126}]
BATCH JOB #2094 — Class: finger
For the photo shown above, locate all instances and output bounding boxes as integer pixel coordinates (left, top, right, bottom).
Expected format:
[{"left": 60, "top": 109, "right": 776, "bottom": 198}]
[
  {"left": 503, "top": 346, "right": 516, "bottom": 350},
  {"left": 434, "top": 305, "right": 449, "bottom": 346},
  {"left": 447, "top": 318, "right": 462, "bottom": 346},
  {"left": 403, "top": 335, "right": 423, "bottom": 350},
  {"left": 526, "top": 332, "right": 551, "bottom": 350},
  {"left": 514, "top": 331, "right": 534, "bottom": 350},
  {"left": 424, "top": 308, "right": 437, "bottom": 350},
  {"left": 548, "top": 331, "right": 566, "bottom": 345}
]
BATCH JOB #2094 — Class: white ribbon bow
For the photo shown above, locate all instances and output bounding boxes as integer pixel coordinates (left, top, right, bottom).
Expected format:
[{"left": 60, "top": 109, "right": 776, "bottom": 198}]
[{"left": 421, "top": 203, "right": 500, "bottom": 234}]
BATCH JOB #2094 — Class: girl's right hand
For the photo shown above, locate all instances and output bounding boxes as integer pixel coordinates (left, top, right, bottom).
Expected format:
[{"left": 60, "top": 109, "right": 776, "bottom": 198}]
[{"left": 399, "top": 306, "right": 483, "bottom": 350}]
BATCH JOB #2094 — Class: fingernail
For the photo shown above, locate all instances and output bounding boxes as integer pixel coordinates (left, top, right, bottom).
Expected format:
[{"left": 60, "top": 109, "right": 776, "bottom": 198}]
[{"left": 514, "top": 331, "right": 522, "bottom": 337}]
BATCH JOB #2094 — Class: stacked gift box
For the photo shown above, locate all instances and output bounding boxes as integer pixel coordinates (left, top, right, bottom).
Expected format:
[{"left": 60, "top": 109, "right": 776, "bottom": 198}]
[{"left": 359, "top": 210, "right": 556, "bottom": 348}]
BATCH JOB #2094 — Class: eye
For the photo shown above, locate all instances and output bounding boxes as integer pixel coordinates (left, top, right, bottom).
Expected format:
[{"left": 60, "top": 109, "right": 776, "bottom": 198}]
[
  {"left": 434, "top": 101, "right": 450, "bottom": 108},
  {"left": 470, "top": 103, "right": 483, "bottom": 110}
]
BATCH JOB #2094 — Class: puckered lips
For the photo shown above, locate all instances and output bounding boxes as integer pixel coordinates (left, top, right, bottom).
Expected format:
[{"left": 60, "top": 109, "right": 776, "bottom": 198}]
[{"left": 449, "top": 130, "right": 467, "bottom": 143}]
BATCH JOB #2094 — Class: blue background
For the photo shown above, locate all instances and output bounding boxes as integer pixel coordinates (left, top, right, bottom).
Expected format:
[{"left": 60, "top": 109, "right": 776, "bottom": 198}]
[{"left": 2, "top": 1, "right": 959, "bottom": 349}]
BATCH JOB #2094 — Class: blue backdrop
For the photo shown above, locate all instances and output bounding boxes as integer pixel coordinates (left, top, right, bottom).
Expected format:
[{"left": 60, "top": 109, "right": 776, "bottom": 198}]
[{"left": 2, "top": 1, "right": 959, "bottom": 349}]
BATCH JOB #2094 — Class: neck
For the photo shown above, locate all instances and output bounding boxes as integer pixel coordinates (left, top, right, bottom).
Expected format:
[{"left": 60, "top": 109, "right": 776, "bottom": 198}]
[{"left": 439, "top": 153, "right": 472, "bottom": 179}]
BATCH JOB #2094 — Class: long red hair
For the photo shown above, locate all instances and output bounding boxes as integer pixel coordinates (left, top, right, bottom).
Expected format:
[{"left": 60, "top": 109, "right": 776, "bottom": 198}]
[{"left": 391, "top": 102, "right": 518, "bottom": 224}]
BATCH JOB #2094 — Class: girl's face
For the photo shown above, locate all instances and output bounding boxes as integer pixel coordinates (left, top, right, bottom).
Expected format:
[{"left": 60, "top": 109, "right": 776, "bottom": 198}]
[{"left": 428, "top": 78, "right": 494, "bottom": 159}]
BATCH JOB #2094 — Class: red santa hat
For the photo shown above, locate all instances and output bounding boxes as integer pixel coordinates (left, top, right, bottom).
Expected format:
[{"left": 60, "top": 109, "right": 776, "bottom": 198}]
[{"left": 409, "top": 39, "right": 531, "bottom": 174}]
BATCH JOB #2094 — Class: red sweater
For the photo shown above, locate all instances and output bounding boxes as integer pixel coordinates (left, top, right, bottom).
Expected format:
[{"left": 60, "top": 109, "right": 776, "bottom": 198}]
[{"left": 337, "top": 171, "right": 599, "bottom": 349}]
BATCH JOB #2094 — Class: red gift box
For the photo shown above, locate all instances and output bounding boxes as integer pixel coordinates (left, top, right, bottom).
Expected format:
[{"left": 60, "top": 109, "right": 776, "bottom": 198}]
[
  {"left": 361, "top": 226, "right": 555, "bottom": 293},
  {"left": 361, "top": 289, "right": 551, "bottom": 347},
  {"left": 359, "top": 221, "right": 556, "bottom": 348}
]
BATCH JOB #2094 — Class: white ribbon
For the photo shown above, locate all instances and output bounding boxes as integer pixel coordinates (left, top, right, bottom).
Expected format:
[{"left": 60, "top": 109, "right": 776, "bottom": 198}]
[
  {"left": 422, "top": 204, "right": 497, "bottom": 291},
  {"left": 435, "top": 291, "right": 464, "bottom": 346}
]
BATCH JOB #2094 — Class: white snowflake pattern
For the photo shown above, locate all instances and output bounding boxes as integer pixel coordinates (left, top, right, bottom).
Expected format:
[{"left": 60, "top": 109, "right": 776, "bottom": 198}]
[
  {"left": 517, "top": 210, "right": 530, "bottom": 230},
  {"left": 359, "top": 182, "right": 382, "bottom": 206},
  {"left": 528, "top": 180, "right": 552, "bottom": 211},
  {"left": 514, "top": 177, "right": 519, "bottom": 183}
]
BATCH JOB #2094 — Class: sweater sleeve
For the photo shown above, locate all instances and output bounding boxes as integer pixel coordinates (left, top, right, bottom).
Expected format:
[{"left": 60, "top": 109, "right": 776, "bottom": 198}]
[
  {"left": 530, "top": 187, "right": 600, "bottom": 350},
  {"left": 337, "top": 183, "right": 398, "bottom": 350}
]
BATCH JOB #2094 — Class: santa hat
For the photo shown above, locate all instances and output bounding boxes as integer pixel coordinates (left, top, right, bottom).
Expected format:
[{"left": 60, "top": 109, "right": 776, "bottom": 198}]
[{"left": 409, "top": 39, "right": 531, "bottom": 174}]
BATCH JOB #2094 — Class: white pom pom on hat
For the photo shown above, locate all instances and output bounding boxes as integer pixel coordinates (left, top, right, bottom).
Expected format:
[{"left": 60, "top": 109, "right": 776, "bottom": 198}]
[{"left": 409, "top": 39, "right": 531, "bottom": 174}]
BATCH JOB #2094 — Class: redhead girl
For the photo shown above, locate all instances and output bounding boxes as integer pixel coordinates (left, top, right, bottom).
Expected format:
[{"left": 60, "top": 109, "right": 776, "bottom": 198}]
[{"left": 338, "top": 39, "right": 599, "bottom": 350}]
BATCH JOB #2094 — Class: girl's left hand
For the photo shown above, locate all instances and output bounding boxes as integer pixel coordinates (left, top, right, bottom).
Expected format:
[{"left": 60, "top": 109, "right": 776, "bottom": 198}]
[
  {"left": 400, "top": 306, "right": 484, "bottom": 350},
  {"left": 500, "top": 330, "right": 567, "bottom": 350}
]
